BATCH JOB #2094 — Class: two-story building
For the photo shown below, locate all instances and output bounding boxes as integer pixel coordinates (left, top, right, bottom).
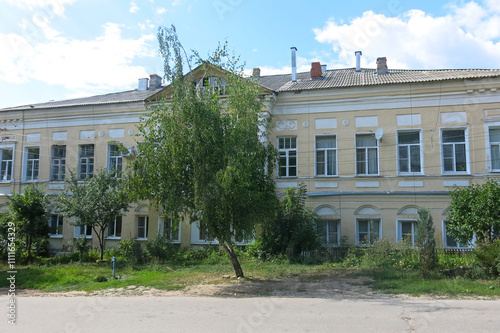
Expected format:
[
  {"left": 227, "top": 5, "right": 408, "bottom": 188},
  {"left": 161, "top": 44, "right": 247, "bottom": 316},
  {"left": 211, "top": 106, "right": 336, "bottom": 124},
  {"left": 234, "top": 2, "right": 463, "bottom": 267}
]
[{"left": 2, "top": 51, "right": 500, "bottom": 252}]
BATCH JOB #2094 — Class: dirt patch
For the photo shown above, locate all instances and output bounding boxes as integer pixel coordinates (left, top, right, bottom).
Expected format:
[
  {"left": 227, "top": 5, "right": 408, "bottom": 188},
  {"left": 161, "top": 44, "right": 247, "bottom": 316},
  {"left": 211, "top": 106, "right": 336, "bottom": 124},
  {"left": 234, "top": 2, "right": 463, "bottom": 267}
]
[{"left": 1, "top": 272, "right": 385, "bottom": 299}]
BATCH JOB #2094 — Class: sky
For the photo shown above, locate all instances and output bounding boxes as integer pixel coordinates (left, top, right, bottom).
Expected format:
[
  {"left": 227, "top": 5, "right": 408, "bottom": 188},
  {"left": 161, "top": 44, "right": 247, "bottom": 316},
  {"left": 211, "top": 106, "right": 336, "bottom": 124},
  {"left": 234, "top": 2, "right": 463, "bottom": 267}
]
[{"left": 1, "top": 0, "right": 500, "bottom": 109}]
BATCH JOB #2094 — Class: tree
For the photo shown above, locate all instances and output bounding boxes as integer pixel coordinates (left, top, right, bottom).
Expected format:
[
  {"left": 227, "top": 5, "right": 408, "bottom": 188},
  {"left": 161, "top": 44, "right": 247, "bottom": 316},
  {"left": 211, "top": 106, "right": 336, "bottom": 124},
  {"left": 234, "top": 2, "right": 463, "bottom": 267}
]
[
  {"left": 2, "top": 184, "right": 49, "bottom": 259},
  {"left": 130, "top": 25, "right": 277, "bottom": 277},
  {"left": 448, "top": 179, "right": 500, "bottom": 244},
  {"left": 56, "top": 169, "right": 131, "bottom": 260},
  {"left": 415, "top": 207, "right": 438, "bottom": 276},
  {"left": 259, "top": 184, "right": 319, "bottom": 257}
]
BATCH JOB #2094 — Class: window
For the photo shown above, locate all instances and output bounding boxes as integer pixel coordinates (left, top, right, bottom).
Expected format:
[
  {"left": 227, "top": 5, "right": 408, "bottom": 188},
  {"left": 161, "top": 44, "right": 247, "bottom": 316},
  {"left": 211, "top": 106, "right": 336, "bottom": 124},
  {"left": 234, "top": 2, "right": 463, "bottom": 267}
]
[
  {"left": 25, "top": 147, "right": 40, "bottom": 181},
  {"left": 356, "top": 218, "right": 381, "bottom": 245},
  {"left": 397, "top": 220, "right": 417, "bottom": 245},
  {"left": 160, "top": 217, "right": 180, "bottom": 242},
  {"left": 489, "top": 128, "right": 500, "bottom": 171},
  {"left": 51, "top": 145, "right": 66, "bottom": 181},
  {"left": 137, "top": 216, "right": 149, "bottom": 239},
  {"left": 316, "top": 136, "right": 337, "bottom": 176},
  {"left": 48, "top": 215, "right": 63, "bottom": 237},
  {"left": 278, "top": 137, "right": 297, "bottom": 177},
  {"left": 443, "top": 221, "right": 472, "bottom": 249},
  {"left": 108, "top": 144, "right": 123, "bottom": 177},
  {"left": 0, "top": 148, "right": 13, "bottom": 181},
  {"left": 199, "top": 222, "right": 215, "bottom": 242},
  {"left": 78, "top": 144, "right": 94, "bottom": 179},
  {"left": 107, "top": 216, "right": 122, "bottom": 238},
  {"left": 442, "top": 129, "right": 467, "bottom": 173},
  {"left": 356, "top": 134, "right": 378, "bottom": 175},
  {"left": 317, "top": 220, "right": 340, "bottom": 246},
  {"left": 74, "top": 225, "right": 92, "bottom": 238},
  {"left": 397, "top": 131, "right": 421, "bottom": 174}
]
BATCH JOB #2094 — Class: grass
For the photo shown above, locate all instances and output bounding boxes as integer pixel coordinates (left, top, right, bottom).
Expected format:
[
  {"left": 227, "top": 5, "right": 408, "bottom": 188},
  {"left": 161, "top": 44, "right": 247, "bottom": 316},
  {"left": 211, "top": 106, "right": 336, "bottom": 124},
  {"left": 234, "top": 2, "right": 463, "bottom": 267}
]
[
  {"left": 1, "top": 256, "right": 499, "bottom": 297},
  {"left": 365, "top": 267, "right": 500, "bottom": 298}
]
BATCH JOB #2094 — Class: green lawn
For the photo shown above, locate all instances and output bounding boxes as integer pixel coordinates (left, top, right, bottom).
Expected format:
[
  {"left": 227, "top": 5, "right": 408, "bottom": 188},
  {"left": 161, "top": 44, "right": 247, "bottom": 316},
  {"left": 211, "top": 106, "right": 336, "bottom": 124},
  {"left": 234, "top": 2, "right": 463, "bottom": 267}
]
[{"left": 1, "top": 258, "right": 499, "bottom": 297}]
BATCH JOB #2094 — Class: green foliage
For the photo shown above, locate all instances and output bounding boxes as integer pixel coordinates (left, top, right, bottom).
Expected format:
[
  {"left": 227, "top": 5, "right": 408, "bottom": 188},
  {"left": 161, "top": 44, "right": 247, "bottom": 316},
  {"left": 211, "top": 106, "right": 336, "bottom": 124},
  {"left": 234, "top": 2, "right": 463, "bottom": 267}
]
[
  {"left": 71, "top": 235, "right": 90, "bottom": 261},
  {"left": 448, "top": 179, "right": 500, "bottom": 244},
  {"left": 145, "top": 236, "right": 180, "bottom": 262},
  {"left": 415, "top": 207, "right": 438, "bottom": 276},
  {"left": 0, "top": 184, "right": 50, "bottom": 260},
  {"left": 118, "top": 239, "right": 145, "bottom": 265},
  {"left": 259, "top": 184, "right": 319, "bottom": 257},
  {"left": 56, "top": 168, "right": 131, "bottom": 260},
  {"left": 130, "top": 25, "right": 277, "bottom": 277},
  {"left": 470, "top": 240, "right": 500, "bottom": 278}
]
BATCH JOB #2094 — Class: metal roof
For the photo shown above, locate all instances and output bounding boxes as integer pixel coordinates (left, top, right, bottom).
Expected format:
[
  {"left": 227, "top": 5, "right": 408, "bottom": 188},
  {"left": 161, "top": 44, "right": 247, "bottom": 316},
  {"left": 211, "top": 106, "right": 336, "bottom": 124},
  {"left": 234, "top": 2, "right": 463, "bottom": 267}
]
[
  {"left": 255, "top": 68, "right": 500, "bottom": 92},
  {"left": 0, "top": 87, "right": 163, "bottom": 111}
]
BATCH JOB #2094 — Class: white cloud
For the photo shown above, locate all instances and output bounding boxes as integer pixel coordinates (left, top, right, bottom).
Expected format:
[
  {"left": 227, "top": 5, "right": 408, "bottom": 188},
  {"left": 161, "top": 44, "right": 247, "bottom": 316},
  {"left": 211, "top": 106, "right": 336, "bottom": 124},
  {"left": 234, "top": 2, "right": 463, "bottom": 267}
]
[
  {"left": 0, "top": 0, "right": 77, "bottom": 16},
  {"left": 129, "top": 1, "right": 140, "bottom": 13},
  {"left": 313, "top": 2, "right": 500, "bottom": 69},
  {"left": 0, "top": 23, "right": 156, "bottom": 93},
  {"left": 156, "top": 7, "right": 167, "bottom": 15}
]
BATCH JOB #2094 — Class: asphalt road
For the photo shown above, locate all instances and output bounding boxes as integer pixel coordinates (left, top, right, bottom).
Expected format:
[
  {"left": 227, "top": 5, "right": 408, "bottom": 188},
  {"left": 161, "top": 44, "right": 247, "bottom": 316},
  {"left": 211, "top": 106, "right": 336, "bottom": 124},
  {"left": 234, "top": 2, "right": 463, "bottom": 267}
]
[{"left": 1, "top": 295, "right": 499, "bottom": 332}]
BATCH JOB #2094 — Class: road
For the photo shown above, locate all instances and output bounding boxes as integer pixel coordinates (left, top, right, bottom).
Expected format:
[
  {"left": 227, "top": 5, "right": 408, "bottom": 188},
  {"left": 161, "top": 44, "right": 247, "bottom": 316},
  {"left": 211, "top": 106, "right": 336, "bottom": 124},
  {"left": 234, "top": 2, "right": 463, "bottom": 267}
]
[{"left": 1, "top": 295, "right": 499, "bottom": 332}]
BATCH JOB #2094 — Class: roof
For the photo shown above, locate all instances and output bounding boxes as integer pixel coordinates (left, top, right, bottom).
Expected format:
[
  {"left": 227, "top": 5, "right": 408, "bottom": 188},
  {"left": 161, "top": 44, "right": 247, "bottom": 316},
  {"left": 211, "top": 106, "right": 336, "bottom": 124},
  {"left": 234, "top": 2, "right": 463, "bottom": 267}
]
[
  {"left": 0, "top": 86, "right": 163, "bottom": 111},
  {"left": 254, "top": 68, "right": 500, "bottom": 92},
  {"left": 3, "top": 67, "right": 500, "bottom": 111}
]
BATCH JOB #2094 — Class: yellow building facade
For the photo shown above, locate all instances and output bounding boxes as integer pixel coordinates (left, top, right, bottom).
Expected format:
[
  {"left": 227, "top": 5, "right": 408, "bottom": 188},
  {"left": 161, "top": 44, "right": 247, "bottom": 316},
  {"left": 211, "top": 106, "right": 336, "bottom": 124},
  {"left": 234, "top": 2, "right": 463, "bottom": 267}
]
[{"left": 2, "top": 59, "right": 500, "bottom": 252}]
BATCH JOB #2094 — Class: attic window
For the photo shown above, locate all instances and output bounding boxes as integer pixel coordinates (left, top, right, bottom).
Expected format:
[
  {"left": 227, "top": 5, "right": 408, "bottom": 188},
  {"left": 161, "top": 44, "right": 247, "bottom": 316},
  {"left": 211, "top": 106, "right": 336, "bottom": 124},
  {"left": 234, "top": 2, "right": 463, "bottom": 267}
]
[{"left": 196, "top": 76, "right": 227, "bottom": 96}]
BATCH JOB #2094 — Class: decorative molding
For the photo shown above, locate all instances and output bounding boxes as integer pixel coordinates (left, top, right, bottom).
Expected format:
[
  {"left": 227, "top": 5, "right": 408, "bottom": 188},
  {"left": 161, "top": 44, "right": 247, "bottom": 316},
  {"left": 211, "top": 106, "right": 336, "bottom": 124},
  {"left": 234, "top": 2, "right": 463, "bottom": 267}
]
[{"left": 276, "top": 120, "right": 297, "bottom": 131}]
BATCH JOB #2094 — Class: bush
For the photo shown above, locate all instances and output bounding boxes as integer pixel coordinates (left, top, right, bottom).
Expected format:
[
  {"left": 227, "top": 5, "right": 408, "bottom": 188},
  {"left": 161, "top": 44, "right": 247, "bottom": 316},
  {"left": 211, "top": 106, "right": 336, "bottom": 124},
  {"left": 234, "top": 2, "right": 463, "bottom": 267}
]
[
  {"left": 471, "top": 240, "right": 500, "bottom": 278},
  {"left": 145, "top": 236, "right": 179, "bottom": 262},
  {"left": 118, "top": 239, "right": 145, "bottom": 265},
  {"left": 71, "top": 235, "right": 90, "bottom": 261}
]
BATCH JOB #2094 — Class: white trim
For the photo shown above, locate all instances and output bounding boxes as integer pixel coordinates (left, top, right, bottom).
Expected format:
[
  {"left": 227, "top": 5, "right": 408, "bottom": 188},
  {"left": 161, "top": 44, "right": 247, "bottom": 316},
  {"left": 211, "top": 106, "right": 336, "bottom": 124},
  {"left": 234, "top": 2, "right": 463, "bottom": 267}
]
[{"left": 0, "top": 143, "right": 15, "bottom": 183}]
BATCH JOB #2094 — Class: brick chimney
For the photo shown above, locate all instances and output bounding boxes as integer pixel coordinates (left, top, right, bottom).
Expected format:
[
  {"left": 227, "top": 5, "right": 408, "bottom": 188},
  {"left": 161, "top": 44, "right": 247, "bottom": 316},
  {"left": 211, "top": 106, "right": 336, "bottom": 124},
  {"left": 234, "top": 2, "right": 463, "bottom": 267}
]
[
  {"left": 376, "top": 57, "right": 388, "bottom": 75},
  {"left": 252, "top": 67, "right": 261, "bottom": 77},
  {"left": 310, "top": 62, "right": 322, "bottom": 79},
  {"left": 148, "top": 74, "right": 163, "bottom": 89}
]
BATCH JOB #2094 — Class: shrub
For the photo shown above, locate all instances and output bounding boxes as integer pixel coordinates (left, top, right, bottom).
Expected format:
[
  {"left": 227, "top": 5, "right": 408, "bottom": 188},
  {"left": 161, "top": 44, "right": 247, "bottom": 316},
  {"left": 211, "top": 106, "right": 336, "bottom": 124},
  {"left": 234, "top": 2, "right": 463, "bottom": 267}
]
[
  {"left": 71, "top": 235, "right": 90, "bottom": 261},
  {"left": 415, "top": 207, "right": 438, "bottom": 277},
  {"left": 118, "top": 239, "right": 145, "bottom": 265},
  {"left": 362, "top": 238, "right": 396, "bottom": 267},
  {"left": 471, "top": 240, "right": 500, "bottom": 278},
  {"left": 145, "top": 236, "right": 179, "bottom": 262}
]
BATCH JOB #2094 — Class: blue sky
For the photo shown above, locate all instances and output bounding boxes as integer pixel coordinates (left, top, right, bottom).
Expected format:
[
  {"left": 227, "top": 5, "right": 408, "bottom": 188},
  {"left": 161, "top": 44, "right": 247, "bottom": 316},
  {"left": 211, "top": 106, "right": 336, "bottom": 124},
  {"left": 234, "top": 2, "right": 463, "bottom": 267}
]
[{"left": 1, "top": 0, "right": 500, "bottom": 108}]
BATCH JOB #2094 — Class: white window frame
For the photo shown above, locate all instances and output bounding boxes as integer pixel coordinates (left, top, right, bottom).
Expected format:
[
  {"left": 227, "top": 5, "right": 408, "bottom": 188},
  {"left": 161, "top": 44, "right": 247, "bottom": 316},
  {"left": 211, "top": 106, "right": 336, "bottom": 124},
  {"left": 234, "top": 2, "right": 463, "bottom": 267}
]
[
  {"left": 315, "top": 135, "right": 337, "bottom": 177},
  {"left": 78, "top": 144, "right": 94, "bottom": 180},
  {"left": 108, "top": 143, "right": 123, "bottom": 177},
  {"left": 106, "top": 216, "right": 122, "bottom": 239},
  {"left": 23, "top": 146, "right": 40, "bottom": 181},
  {"left": 158, "top": 217, "right": 181, "bottom": 243},
  {"left": 317, "top": 219, "right": 340, "bottom": 246},
  {"left": 442, "top": 220, "right": 474, "bottom": 249},
  {"left": 355, "top": 133, "right": 379, "bottom": 176},
  {"left": 137, "top": 216, "right": 149, "bottom": 240},
  {"left": 441, "top": 127, "right": 469, "bottom": 174},
  {"left": 487, "top": 126, "right": 500, "bottom": 172},
  {"left": 0, "top": 144, "right": 14, "bottom": 182},
  {"left": 397, "top": 129, "right": 423, "bottom": 175},
  {"left": 48, "top": 214, "right": 63, "bottom": 238},
  {"left": 74, "top": 225, "right": 92, "bottom": 239},
  {"left": 355, "top": 218, "right": 382, "bottom": 246},
  {"left": 50, "top": 145, "right": 66, "bottom": 182},
  {"left": 277, "top": 137, "right": 297, "bottom": 178},
  {"left": 191, "top": 221, "right": 218, "bottom": 245},
  {"left": 396, "top": 219, "right": 417, "bottom": 245}
]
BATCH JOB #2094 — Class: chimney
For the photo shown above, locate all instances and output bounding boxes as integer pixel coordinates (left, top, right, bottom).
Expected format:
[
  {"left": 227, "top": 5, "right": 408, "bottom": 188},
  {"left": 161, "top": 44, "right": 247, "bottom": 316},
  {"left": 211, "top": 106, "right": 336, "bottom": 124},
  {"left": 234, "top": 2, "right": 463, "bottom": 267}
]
[
  {"left": 291, "top": 46, "right": 297, "bottom": 82},
  {"left": 138, "top": 78, "right": 149, "bottom": 91},
  {"left": 376, "top": 57, "right": 388, "bottom": 75},
  {"left": 310, "top": 62, "right": 322, "bottom": 79},
  {"left": 355, "top": 51, "right": 362, "bottom": 72},
  {"left": 252, "top": 67, "right": 261, "bottom": 77},
  {"left": 321, "top": 64, "right": 327, "bottom": 73},
  {"left": 148, "top": 74, "right": 162, "bottom": 89}
]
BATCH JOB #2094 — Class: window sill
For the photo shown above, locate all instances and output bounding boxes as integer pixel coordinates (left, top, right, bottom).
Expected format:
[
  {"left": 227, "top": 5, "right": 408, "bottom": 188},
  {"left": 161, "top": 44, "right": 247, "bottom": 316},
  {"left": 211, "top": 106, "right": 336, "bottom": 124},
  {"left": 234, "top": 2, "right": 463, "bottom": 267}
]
[
  {"left": 74, "top": 236, "right": 92, "bottom": 239},
  {"left": 49, "top": 235, "right": 63, "bottom": 239},
  {"left": 105, "top": 237, "right": 121, "bottom": 240},
  {"left": 191, "top": 240, "right": 219, "bottom": 245},
  {"left": 136, "top": 238, "right": 148, "bottom": 241}
]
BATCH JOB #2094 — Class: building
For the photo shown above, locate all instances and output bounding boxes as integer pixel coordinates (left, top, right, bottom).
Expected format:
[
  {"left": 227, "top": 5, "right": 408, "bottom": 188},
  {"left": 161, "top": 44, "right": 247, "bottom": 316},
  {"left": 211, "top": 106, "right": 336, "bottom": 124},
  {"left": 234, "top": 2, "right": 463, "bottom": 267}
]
[{"left": 2, "top": 51, "right": 500, "bottom": 252}]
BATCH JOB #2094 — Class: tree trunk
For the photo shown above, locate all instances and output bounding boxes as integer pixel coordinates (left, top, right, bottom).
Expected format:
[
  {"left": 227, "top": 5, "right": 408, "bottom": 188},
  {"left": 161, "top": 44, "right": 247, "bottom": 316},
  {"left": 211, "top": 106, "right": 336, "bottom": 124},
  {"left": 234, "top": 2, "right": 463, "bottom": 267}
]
[
  {"left": 97, "top": 226, "right": 105, "bottom": 260},
  {"left": 222, "top": 241, "right": 244, "bottom": 278}
]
